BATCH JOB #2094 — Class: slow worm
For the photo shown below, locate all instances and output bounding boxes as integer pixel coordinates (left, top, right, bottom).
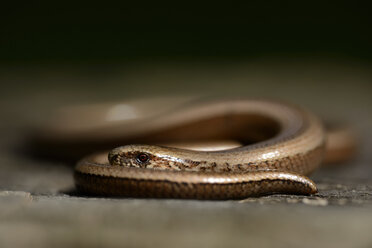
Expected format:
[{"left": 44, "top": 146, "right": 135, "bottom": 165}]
[{"left": 70, "top": 98, "right": 355, "bottom": 199}]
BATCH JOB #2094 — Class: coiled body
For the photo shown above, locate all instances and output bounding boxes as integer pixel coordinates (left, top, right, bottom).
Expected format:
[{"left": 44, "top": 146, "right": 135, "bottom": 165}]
[{"left": 74, "top": 99, "right": 330, "bottom": 199}]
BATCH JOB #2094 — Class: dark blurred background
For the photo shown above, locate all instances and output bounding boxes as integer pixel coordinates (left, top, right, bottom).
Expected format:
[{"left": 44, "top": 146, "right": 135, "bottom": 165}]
[
  {"left": 1, "top": 1, "right": 371, "bottom": 64},
  {"left": 1, "top": 1, "right": 372, "bottom": 158},
  {"left": 1, "top": 3, "right": 372, "bottom": 248}
]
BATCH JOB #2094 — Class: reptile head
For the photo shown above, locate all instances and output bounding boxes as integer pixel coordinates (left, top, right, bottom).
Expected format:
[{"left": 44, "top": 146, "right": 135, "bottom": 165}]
[
  {"left": 108, "top": 145, "right": 154, "bottom": 168},
  {"left": 108, "top": 144, "right": 189, "bottom": 170}
]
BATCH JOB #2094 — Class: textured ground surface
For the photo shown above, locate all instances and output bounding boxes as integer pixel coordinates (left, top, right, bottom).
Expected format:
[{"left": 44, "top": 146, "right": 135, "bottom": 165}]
[{"left": 0, "top": 60, "right": 371, "bottom": 248}]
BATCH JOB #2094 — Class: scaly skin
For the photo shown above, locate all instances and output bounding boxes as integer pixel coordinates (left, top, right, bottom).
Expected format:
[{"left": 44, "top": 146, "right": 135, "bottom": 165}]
[{"left": 74, "top": 99, "right": 330, "bottom": 199}]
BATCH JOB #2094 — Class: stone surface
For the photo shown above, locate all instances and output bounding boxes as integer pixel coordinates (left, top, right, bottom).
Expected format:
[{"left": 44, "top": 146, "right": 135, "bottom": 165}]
[{"left": 0, "top": 60, "right": 371, "bottom": 247}]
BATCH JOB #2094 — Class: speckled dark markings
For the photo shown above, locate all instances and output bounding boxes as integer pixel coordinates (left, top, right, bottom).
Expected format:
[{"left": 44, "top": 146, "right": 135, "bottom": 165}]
[
  {"left": 75, "top": 146, "right": 323, "bottom": 199},
  {"left": 74, "top": 99, "right": 331, "bottom": 199},
  {"left": 113, "top": 146, "right": 324, "bottom": 175},
  {"left": 120, "top": 147, "right": 324, "bottom": 174}
]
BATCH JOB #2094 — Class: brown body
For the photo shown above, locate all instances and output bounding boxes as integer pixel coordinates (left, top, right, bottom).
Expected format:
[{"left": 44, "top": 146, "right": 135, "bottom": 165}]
[{"left": 71, "top": 98, "right": 354, "bottom": 199}]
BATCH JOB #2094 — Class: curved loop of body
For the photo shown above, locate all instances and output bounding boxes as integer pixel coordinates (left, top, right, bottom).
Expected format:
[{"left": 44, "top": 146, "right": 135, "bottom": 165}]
[{"left": 73, "top": 98, "right": 342, "bottom": 199}]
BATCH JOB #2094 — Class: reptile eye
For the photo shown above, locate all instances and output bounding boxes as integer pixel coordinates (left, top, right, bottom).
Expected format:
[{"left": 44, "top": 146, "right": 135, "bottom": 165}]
[{"left": 136, "top": 153, "right": 149, "bottom": 163}]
